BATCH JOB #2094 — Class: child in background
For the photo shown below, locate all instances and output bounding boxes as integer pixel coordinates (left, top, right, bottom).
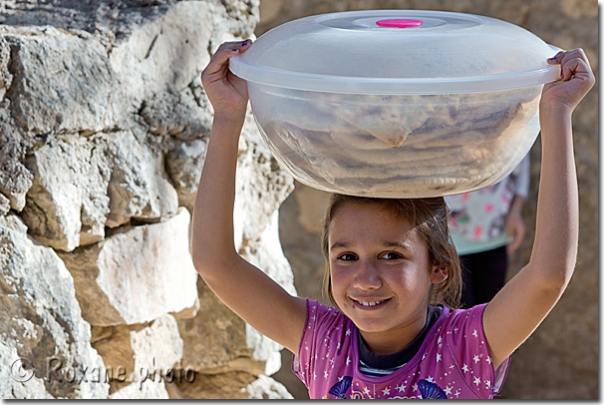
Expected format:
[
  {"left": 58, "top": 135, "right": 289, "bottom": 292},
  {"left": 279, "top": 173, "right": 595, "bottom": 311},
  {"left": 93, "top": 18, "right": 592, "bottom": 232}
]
[
  {"left": 192, "top": 40, "right": 594, "bottom": 399},
  {"left": 445, "top": 155, "right": 530, "bottom": 308}
]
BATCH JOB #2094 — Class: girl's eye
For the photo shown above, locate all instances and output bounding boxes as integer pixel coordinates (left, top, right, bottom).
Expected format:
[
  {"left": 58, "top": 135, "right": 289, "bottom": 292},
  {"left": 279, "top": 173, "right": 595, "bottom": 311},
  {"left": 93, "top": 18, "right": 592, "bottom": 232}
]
[
  {"left": 382, "top": 252, "right": 403, "bottom": 260},
  {"left": 337, "top": 253, "right": 358, "bottom": 261}
]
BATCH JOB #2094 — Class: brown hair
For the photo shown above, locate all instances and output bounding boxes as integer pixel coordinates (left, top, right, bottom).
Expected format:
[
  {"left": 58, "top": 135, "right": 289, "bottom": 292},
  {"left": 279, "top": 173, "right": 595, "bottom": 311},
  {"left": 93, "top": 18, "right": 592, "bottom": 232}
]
[{"left": 321, "top": 194, "right": 462, "bottom": 309}]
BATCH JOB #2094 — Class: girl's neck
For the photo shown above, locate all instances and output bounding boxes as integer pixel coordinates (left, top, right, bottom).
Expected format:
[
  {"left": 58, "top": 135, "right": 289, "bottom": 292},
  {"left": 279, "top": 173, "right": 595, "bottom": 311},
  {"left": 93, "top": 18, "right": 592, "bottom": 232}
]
[{"left": 359, "top": 306, "right": 434, "bottom": 355}]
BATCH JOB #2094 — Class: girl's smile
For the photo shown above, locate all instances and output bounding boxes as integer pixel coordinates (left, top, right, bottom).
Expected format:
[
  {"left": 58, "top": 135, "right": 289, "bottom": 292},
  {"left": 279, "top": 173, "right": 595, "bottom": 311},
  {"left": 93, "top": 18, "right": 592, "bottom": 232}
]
[{"left": 328, "top": 201, "right": 448, "bottom": 354}]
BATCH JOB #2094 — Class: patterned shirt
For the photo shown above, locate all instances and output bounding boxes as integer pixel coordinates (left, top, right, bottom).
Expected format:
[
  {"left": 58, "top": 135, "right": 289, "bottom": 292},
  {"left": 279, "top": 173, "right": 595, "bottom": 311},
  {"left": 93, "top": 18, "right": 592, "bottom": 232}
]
[
  {"left": 445, "top": 154, "right": 530, "bottom": 255},
  {"left": 292, "top": 299, "right": 510, "bottom": 399}
]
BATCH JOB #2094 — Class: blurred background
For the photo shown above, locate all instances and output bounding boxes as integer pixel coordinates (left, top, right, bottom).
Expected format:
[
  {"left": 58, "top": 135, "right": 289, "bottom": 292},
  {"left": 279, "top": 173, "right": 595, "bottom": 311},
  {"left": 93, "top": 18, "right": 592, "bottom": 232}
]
[{"left": 259, "top": 0, "right": 599, "bottom": 400}]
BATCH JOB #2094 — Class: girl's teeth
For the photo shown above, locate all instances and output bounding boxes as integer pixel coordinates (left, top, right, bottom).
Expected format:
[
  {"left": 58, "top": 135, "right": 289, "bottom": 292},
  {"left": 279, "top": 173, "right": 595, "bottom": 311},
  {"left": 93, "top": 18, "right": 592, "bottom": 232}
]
[{"left": 360, "top": 300, "right": 382, "bottom": 306}]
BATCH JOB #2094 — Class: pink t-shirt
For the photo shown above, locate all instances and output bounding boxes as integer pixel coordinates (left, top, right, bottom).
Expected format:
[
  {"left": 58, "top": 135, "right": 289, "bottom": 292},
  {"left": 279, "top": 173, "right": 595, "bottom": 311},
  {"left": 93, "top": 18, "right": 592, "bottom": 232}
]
[{"left": 293, "top": 299, "right": 510, "bottom": 399}]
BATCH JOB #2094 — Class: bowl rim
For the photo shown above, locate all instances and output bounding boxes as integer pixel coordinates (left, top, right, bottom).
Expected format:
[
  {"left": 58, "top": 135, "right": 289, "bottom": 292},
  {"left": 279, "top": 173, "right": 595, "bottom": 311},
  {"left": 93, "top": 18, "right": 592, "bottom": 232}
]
[{"left": 229, "top": 44, "right": 561, "bottom": 95}]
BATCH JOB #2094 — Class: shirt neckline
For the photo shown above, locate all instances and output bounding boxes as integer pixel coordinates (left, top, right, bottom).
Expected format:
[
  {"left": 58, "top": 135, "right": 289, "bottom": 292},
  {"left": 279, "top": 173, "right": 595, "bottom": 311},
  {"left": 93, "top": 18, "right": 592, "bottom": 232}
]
[
  {"left": 351, "top": 304, "right": 450, "bottom": 384},
  {"left": 357, "top": 305, "right": 441, "bottom": 370}
]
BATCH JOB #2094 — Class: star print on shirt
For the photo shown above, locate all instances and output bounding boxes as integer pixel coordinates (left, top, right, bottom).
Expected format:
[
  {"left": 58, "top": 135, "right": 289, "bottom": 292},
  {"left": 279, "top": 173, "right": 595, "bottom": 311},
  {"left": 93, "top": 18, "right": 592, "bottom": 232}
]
[
  {"left": 474, "top": 376, "right": 481, "bottom": 386},
  {"left": 436, "top": 353, "right": 442, "bottom": 362},
  {"left": 345, "top": 329, "right": 351, "bottom": 336},
  {"left": 346, "top": 356, "right": 351, "bottom": 366},
  {"left": 472, "top": 329, "right": 478, "bottom": 338},
  {"left": 443, "top": 386, "right": 453, "bottom": 395},
  {"left": 395, "top": 383, "right": 406, "bottom": 392},
  {"left": 382, "top": 387, "right": 391, "bottom": 395},
  {"left": 462, "top": 364, "right": 469, "bottom": 373},
  {"left": 473, "top": 355, "right": 481, "bottom": 364}
]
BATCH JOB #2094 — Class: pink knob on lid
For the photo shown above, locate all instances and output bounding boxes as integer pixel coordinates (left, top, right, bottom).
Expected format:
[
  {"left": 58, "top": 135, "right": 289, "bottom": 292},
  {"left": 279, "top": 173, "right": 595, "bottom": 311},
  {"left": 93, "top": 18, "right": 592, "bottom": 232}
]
[{"left": 376, "top": 19, "right": 423, "bottom": 28}]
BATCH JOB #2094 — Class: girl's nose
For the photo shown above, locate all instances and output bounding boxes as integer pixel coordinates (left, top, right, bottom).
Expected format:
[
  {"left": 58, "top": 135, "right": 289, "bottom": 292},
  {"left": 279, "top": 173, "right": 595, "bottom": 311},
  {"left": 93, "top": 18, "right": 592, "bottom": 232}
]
[{"left": 352, "top": 260, "right": 382, "bottom": 290}]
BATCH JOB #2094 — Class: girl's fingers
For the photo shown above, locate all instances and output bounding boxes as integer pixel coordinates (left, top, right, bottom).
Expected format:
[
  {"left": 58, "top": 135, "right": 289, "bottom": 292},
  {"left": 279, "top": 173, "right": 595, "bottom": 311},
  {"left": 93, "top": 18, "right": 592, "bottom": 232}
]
[
  {"left": 560, "top": 58, "right": 595, "bottom": 84},
  {"left": 202, "top": 40, "right": 252, "bottom": 79},
  {"left": 546, "top": 48, "right": 593, "bottom": 82},
  {"left": 547, "top": 50, "right": 565, "bottom": 64}
]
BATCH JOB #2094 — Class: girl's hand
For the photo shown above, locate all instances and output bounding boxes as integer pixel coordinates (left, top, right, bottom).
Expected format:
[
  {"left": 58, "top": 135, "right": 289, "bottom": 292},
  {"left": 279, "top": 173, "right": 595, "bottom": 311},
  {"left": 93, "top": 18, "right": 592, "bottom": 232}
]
[
  {"left": 541, "top": 48, "right": 595, "bottom": 112},
  {"left": 201, "top": 40, "right": 252, "bottom": 119}
]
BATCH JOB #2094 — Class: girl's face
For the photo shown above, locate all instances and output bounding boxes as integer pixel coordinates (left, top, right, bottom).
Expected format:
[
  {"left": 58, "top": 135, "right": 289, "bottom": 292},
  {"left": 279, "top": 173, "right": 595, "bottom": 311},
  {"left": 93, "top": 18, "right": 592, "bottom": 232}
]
[{"left": 328, "top": 202, "right": 447, "bottom": 351}]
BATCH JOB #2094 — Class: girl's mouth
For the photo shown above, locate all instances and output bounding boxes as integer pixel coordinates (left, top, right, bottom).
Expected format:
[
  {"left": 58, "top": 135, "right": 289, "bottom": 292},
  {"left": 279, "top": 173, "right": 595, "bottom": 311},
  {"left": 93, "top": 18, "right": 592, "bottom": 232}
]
[{"left": 351, "top": 298, "right": 390, "bottom": 309}]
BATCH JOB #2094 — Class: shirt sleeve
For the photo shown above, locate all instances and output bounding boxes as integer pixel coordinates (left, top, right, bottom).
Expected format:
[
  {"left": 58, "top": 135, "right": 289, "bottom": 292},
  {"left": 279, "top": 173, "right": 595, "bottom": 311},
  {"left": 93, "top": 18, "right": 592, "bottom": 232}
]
[
  {"left": 292, "top": 299, "right": 339, "bottom": 387},
  {"left": 443, "top": 304, "right": 510, "bottom": 397}
]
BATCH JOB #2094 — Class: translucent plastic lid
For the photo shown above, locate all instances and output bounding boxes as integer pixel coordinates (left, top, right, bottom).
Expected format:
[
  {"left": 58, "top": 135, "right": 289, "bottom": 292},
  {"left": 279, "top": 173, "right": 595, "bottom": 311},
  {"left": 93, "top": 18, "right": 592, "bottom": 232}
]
[{"left": 230, "top": 10, "right": 560, "bottom": 94}]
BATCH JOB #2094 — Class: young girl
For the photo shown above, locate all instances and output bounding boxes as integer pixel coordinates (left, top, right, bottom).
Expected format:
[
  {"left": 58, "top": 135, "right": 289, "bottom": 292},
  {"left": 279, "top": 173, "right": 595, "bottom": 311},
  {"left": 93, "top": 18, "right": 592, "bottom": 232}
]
[{"left": 193, "top": 39, "right": 594, "bottom": 399}]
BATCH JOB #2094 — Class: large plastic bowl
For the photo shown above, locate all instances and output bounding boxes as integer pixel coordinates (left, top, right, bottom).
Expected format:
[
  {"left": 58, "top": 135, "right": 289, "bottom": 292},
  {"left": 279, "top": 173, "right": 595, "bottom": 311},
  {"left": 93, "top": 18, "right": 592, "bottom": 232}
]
[{"left": 230, "top": 10, "right": 560, "bottom": 198}]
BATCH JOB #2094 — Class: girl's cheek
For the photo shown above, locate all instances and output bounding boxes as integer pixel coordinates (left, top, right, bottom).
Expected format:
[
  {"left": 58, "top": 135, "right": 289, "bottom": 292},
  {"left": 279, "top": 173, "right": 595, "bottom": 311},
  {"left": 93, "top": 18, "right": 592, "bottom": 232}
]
[{"left": 330, "top": 266, "right": 348, "bottom": 287}]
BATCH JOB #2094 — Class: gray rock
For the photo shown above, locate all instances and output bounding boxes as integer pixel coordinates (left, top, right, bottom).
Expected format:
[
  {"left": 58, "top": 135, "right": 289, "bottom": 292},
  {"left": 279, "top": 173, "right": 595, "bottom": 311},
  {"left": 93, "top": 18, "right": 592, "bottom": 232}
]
[
  {"left": 58, "top": 207, "right": 198, "bottom": 326},
  {"left": 0, "top": 215, "right": 108, "bottom": 399},
  {"left": 5, "top": 26, "right": 127, "bottom": 137},
  {"left": 0, "top": 122, "right": 32, "bottom": 211}
]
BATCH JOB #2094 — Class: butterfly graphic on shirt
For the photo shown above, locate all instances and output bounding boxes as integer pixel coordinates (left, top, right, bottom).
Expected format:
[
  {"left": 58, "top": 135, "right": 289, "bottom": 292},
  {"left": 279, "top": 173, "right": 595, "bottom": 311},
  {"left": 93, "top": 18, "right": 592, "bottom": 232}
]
[
  {"left": 418, "top": 379, "right": 447, "bottom": 399},
  {"left": 328, "top": 376, "right": 353, "bottom": 399},
  {"left": 326, "top": 377, "right": 446, "bottom": 399}
]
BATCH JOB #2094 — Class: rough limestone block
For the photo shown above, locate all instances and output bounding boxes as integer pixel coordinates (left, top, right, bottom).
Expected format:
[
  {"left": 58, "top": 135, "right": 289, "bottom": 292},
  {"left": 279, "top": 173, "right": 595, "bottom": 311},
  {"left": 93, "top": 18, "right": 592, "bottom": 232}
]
[
  {"left": 5, "top": 26, "right": 126, "bottom": 136},
  {"left": 0, "top": 215, "right": 108, "bottom": 399},
  {"left": 0, "top": 122, "right": 32, "bottom": 212},
  {"left": 0, "top": 193, "right": 10, "bottom": 216},
  {"left": 58, "top": 207, "right": 198, "bottom": 326},
  {"left": 21, "top": 130, "right": 178, "bottom": 252},
  {"left": 177, "top": 277, "right": 265, "bottom": 376},
  {"left": 92, "top": 314, "right": 184, "bottom": 398},
  {"left": 0, "top": 35, "right": 12, "bottom": 101},
  {"left": 103, "top": 130, "right": 179, "bottom": 228},
  {"left": 130, "top": 314, "right": 184, "bottom": 377},
  {"left": 109, "top": 381, "right": 170, "bottom": 400},
  {"left": 109, "top": 1, "right": 213, "bottom": 106},
  {"left": 245, "top": 374, "right": 294, "bottom": 399},
  {"left": 165, "top": 138, "right": 207, "bottom": 212},
  {"left": 21, "top": 135, "right": 111, "bottom": 252},
  {"left": 0, "top": 342, "right": 53, "bottom": 399}
]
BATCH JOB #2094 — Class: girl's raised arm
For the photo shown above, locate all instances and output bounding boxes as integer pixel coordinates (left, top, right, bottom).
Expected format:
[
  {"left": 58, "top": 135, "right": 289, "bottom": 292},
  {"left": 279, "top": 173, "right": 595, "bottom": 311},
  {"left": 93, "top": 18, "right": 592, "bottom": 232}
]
[
  {"left": 192, "top": 40, "right": 306, "bottom": 355},
  {"left": 483, "top": 49, "right": 595, "bottom": 369}
]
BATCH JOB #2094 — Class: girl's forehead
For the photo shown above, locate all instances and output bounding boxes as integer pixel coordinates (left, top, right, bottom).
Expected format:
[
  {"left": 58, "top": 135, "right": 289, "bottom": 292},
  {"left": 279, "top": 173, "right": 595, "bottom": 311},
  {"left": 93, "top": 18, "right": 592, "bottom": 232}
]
[
  {"left": 329, "top": 202, "right": 417, "bottom": 241},
  {"left": 332, "top": 201, "right": 411, "bottom": 224}
]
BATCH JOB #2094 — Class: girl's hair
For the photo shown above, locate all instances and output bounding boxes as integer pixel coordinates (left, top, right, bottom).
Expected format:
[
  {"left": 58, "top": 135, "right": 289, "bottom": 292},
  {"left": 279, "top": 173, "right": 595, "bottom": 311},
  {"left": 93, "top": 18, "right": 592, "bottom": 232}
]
[{"left": 321, "top": 194, "right": 462, "bottom": 309}]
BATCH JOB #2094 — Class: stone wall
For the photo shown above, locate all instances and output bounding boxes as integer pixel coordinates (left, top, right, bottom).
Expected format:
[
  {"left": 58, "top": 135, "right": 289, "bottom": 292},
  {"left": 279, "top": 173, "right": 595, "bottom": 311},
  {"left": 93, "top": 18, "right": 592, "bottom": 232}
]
[
  {"left": 0, "top": 0, "right": 598, "bottom": 400},
  {"left": 258, "top": 0, "right": 599, "bottom": 400},
  {"left": 0, "top": 0, "right": 295, "bottom": 399}
]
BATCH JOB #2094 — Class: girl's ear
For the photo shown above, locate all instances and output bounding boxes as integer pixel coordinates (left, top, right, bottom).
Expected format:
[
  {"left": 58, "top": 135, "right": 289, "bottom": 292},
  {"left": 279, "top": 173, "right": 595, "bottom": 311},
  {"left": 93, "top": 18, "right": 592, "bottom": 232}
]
[{"left": 431, "top": 264, "right": 449, "bottom": 284}]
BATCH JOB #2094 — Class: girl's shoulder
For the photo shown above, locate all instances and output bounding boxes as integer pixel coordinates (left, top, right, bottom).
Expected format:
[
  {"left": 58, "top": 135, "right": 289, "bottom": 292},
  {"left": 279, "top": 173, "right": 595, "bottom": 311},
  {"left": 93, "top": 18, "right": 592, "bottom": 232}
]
[
  {"left": 305, "top": 298, "right": 354, "bottom": 334},
  {"left": 422, "top": 303, "right": 492, "bottom": 368},
  {"left": 429, "top": 303, "right": 489, "bottom": 340}
]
